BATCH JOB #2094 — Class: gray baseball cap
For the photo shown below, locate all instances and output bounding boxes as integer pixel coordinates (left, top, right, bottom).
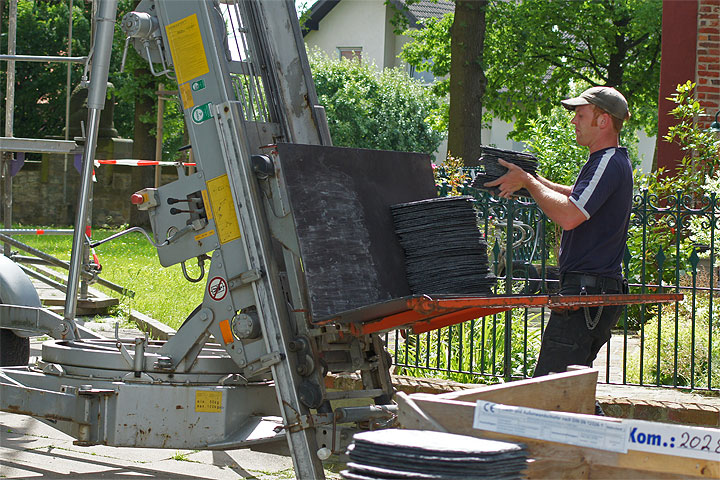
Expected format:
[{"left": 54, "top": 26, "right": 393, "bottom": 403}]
[{"left": 561, "top": 86, "right": 629, "bottom": 120}]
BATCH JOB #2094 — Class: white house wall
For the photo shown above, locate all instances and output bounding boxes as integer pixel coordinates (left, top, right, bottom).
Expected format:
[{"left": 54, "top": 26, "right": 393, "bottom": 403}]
[
  {"left": 305, "top": 0, "right": 390, "bottom": 68},
  {"left": 636, "top": 130, "right": 655, "bottom": 173}
]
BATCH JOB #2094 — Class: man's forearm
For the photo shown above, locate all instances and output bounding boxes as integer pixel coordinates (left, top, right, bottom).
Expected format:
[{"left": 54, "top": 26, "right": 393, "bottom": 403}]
[
  {"left": 535, "top": 175, "right": 573, "bottom": 196},
  {"left": 525, "top": 176, "right": 586, "bottom": 231}
]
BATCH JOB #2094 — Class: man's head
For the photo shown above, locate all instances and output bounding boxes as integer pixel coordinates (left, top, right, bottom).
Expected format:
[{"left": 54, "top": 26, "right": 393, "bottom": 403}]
[{"left": 561, "top": 86, "right": 630, "bottom": 133}]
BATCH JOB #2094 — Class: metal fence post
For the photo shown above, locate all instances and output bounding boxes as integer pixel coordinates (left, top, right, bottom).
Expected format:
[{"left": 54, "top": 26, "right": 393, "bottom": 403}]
[{"left": 504, "top": 199, "right": 514, "bottom": 381}]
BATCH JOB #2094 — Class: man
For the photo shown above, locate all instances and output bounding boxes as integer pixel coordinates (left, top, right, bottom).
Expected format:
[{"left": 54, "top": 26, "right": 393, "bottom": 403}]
[{"left": 485, "top": 86, "right": 633, "bottom": 383}]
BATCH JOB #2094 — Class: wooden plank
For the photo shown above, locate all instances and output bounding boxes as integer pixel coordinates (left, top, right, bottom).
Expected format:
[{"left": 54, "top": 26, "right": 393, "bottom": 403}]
[
  {"left": 528, "top": 459, "right": 691, "bottom": 479},
  {"left": 588, "top": 463, "right": 710, "bottom": 479},
  {"left": 433, "top": 368, "right": 597, "bottom": 414},
  {"left": 29, "top": 264, "right": 119, "bottom": 313},
  {"left": 396, "top": 394, "right": 719, "bottom": 478},
  {"left": 525, "top": 458, "right": 591, "bottom": 479},
  {"left": 130, "top": 309, "right": 176, "bottom": 340}
]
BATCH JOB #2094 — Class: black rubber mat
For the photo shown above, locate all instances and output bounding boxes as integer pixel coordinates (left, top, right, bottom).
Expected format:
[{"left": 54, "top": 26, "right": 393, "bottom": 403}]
[
  {"left": 391, "top": 196, "right": 496, "bottom": 295},
  {"left": 471, "top": 146, "right": 538, "bottom": 198},
  {"left": 341, "top": 429, "right": 528, "bottom": 480}
]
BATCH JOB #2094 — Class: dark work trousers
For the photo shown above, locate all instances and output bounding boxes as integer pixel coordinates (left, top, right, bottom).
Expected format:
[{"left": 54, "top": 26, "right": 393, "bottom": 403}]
[{"left": 532, "top": 277, "right": 627, "bottom": 378}]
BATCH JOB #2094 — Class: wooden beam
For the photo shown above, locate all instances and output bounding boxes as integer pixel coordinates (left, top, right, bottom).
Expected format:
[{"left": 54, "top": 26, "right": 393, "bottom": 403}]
[
  {"left": 396, "top": 395, "right": 719, "bottom": 479},
  {"left": 433, "top": 367, "right": 598, "bottom": 414}
]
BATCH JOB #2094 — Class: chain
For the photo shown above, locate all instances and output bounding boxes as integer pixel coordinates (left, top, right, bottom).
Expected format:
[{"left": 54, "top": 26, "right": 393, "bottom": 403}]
[
  {"left": 584, "top": 305, "right": 604, "bottom": 330},
  {"left": 579, "top": 285, "right": 604, "bottom": 330}
]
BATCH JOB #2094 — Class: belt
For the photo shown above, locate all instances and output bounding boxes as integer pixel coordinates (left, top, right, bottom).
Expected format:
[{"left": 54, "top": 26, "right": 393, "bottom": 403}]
[{"left": 560, "top": 272, "right": 624, "bottom": 292}]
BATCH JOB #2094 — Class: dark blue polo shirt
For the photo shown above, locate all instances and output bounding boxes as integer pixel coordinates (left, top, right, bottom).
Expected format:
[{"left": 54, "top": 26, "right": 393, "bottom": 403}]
[{"left": 558, "top": 147, "right": 633, "bottom": 277}]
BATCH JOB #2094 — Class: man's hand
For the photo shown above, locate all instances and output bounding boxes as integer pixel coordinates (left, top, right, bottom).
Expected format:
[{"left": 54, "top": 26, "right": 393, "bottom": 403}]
[{"left": 484, "top": 158, "right": 530, "bottom": 199}]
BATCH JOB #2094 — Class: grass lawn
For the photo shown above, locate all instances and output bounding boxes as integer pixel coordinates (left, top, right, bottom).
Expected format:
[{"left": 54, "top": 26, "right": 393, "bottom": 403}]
[{"left": 10, "top": 226, "right": 205, "bottom": 330}]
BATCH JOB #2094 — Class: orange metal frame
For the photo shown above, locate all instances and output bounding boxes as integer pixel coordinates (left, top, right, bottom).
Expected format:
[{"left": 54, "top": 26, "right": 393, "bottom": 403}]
[{"left": 337, "top": 293, "right": 683, "bottom": 336}]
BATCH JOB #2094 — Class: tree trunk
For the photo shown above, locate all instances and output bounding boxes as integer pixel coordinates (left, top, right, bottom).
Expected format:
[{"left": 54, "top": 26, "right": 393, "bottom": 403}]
[
  {"left": 607, "top": 10, "right": 630, "bottom": 89},
  {"left": 447, "top": 0, "right": 487, "bottom": 167},
  {"left": 128, "top": 67, "right": 156, "bottom": 227}
]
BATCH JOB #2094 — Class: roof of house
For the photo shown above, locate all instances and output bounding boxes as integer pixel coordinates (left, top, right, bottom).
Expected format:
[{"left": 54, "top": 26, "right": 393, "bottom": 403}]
[
  {"left": 402, "top": 0, "right": 454, "bottom": 25},
  {"left": 302, "top": 0, "right": 454, "bottom": 35}
]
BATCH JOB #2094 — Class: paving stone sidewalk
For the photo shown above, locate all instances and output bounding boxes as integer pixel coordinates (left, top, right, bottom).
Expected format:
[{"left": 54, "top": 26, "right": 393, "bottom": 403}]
[{"left": 0, "top": 412, "right": 308, "bottom": 480}]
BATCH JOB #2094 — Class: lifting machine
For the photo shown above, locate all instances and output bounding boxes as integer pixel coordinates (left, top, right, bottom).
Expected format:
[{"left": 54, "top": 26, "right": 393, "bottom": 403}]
[{"left": 0, "top": 2, "right": 681, "bottom": 479}]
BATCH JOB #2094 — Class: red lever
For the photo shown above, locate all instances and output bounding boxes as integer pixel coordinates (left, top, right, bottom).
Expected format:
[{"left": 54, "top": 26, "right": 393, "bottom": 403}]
[{"left": 131, "top": 193, "right": 145, "bottom": 205}]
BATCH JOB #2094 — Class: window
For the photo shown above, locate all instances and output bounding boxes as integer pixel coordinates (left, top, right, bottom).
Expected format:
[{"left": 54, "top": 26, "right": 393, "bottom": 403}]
[
  {"left": 338, "top": 47, "right": 362, "bottom": 62},
  {"left": 408, "top": 64, "right": 435, "bottom": 86}
]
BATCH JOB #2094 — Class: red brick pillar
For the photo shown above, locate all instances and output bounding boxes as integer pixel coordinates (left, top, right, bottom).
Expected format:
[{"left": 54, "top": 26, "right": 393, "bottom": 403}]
[
  {"left": 696, "top": 0, "right": 720, "bottom": 129},
  {"left": 657, "top": 0, "right": 698, "bottom": 175}
]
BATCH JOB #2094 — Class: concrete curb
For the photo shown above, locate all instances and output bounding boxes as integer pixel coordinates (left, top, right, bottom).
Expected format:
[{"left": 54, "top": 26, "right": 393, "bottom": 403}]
[
  {"left": 130, "top": 309, "right": 176, "bottom": 340},
  {"left": 599, "top": 395, "right": 720, "bottom": 428}
]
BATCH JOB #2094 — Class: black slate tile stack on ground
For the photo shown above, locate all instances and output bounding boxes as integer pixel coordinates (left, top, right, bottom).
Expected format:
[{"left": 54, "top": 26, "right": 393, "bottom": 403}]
[
  {"left": 471, "top": 146, "right": 539, "bottom": 198},
  {"left": 391, "top": 196, "right": 495, "bottom": 295},
  {"left": 341, "top": 429, "right": 528, "bottom": 480}
]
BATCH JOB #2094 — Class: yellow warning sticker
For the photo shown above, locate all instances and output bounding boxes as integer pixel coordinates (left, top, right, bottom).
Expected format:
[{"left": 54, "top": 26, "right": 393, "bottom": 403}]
[
  {"left": 195, "top": 390, "right": 222, "bottom": 413},
  {"left": 165, "top": 14, "right": 209, "bottom": 85},
  {"left": 206, "top": 174, "right": 241, "bottom": 244},
  {"left": 193, "top": 229, "right": 215, "bottom": 242},
  {"left": 179, "top": 82, "right": 194, "bottom": 110},
  {"left": 201, "top": 189, "right": 213, "bottom": 220}
]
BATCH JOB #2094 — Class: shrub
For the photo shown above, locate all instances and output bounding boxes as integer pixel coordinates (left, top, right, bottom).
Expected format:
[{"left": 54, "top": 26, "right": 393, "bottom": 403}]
[
  {"left": 309, "top": 50, "right": 444, "bottom": 155},
  {"left": 622, "top": 81, "right": 720, "bottom": 329},
  {"left": 661, "top": 81, "right": 720, "bottom": 200},
  {"left": 687, "top": 173, "right": 720, "bottom": 258},
  {"left": 433, "top": 154, "right": 469, "bottom": 196},
  {"left": 626, "top": 272, "right": 720, "bottom": 388}
]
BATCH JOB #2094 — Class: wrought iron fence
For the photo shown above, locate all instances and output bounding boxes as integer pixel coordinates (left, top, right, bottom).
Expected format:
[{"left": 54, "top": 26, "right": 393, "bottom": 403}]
[{"left": 389, "top": 184, "right": 720, "bottom": 392}]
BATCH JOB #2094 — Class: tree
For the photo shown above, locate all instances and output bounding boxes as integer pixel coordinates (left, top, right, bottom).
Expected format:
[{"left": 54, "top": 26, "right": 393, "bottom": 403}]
[
  {"left": 486, "top": 0, "right": 661, "bottom": 135},
  {"left": 0, "top": 0, "right": 184, "bottom": 161},
  {"left": 0, "top": 1, "right": 92, "bottom": 139},
  {"left": 309, "top": 50, "right": 443, "bottom": 155},
  {"left": 401, "top": 0, "right": 662, "bottom": 141},
  {"left": 400, "top": 14, "right": 453, "bottom": 103},
  {"left": 447, "top": 0, "right": 487, "bottom": 166},
  {"left": 393, "top": 0, "right": 487, "bottom": 166}
]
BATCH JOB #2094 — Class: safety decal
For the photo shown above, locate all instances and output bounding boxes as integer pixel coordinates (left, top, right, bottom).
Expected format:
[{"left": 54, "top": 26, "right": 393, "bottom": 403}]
[
  {"left": 193, "top": 229, "right": 215, "bottom": 242},
  {"left": 191, "top": 102, "right": 213, "bottom": 124},
  {"left": 165, "top": 14, "right": 209, "bottom": 85},
  {"left": 179, "top": 82, "right": 194, "bottom": 109},
  {"left": 195, "top": 390, "right": 222, "bottom": 413},
  {"left": 191, "top": 79, "right": 206, "bottom": 91},
  {"left": 206, "top": 174, "right": 241, "bottom": 244},
  {"left": 208, "top": 276, "right": 228, "bottom": 301}
]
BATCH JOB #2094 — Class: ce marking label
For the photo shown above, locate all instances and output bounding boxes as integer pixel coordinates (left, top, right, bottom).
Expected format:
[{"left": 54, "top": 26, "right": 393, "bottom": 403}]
[{"left": 481, "top": 402, "right": 496, "bottom": 413}]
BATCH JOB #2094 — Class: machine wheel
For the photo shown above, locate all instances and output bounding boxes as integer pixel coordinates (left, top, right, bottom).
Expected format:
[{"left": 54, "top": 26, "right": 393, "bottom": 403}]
[
  {"left": 0, "top": 256, "right": 39, "bottom": 366},
  {"left": 0, "top": 328, "right": 30, "bottom": 366},
  {"left": 179, "top": 304, "right": 203, "bottom": 330}
]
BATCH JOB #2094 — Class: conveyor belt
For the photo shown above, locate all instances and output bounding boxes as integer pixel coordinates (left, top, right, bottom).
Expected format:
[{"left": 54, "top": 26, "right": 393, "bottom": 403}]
[{"left": 315, "top": 293, "right": 684, "bottom": 336}]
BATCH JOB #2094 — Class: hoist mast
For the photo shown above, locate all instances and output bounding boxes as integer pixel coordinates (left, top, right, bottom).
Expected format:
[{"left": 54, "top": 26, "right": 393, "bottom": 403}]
[{"left": 0, "top": 2, "right": 398, "bottom": 479}]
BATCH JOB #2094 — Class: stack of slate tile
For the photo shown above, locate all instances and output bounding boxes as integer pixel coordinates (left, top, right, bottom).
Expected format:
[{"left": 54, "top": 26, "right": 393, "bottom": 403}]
[
  {"left": 471, "top": 146, "right": 539, "bottom": 198},
  {"left": 341, "top": 429, "right": 528, "bottom": 480},
  {"left": 391, "top": 196, "right": 495, "bottom": 295}
]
